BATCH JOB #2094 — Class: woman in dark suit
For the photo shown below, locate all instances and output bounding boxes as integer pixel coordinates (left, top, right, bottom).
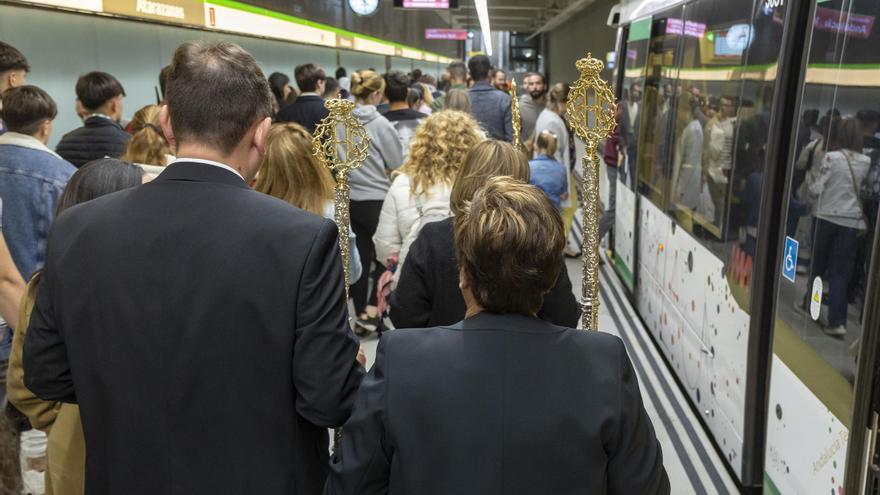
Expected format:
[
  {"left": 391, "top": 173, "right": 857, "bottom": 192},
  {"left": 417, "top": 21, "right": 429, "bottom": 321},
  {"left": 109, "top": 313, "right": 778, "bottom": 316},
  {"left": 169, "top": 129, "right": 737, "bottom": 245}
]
[
  {"left": 326, "top": 176, "right": 670, "bottom": 495},
  {"left": 390, "top": 140, "right": 580, "bottom": 329}
]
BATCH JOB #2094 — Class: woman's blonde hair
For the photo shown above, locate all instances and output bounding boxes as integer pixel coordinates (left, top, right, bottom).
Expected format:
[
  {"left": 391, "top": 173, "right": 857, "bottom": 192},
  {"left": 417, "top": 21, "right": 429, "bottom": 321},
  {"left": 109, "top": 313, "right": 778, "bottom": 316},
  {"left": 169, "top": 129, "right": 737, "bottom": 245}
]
[
  {"left": 450, "top": 140, "right": 530, "bottom": 217},
  {"left": 121, "top": 104, "right": 172, "bottom": 166},
  {"left": 417, "top": 82, "right": 434, "bottom": 107},
  {"left": 255, "top": 123, "right": 334, "bottom": 216},
  {"left": 350, "top": 70, "right": 385, "bottom": 101},
  {"left": 534, "top": 130, "right": 558, "bottom": 157},
  {"left": 400, "top": 110, "right": 483, "bottom": 195}
]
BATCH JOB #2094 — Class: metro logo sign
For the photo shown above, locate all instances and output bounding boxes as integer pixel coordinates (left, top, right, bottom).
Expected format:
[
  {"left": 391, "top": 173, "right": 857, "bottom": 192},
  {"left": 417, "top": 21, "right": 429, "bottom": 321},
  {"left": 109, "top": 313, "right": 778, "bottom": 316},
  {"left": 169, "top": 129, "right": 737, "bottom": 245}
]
[{"left": 426, "top": 28, "right": 467, "bottom": 40}]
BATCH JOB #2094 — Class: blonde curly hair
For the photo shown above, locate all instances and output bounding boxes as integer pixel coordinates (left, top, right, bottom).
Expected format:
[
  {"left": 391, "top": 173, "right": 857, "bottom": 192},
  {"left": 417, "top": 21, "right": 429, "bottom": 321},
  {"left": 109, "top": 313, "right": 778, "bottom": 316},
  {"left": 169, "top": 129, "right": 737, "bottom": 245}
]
[{"left": 400, "top": 110, "right": 483, "bottom": 195}]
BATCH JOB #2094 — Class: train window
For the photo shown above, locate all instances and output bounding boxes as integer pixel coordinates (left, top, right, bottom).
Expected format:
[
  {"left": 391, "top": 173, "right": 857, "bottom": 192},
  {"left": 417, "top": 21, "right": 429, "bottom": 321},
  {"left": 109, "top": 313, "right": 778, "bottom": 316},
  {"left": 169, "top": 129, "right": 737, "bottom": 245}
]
[
  {"left": 634, "top": 8, "right": 684, "bottom": 208},
  {"left": 619, "top": 17, "right": 651, "bottom": 191},
  {"left": 764, "top": 0, "right": 880, "bottom": 492}
]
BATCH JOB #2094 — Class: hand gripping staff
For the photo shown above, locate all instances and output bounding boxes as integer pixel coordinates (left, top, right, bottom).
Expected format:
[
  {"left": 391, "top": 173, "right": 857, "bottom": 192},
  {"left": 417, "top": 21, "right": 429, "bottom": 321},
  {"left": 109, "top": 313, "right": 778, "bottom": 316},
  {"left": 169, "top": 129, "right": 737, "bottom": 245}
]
[{"left": 567, "top": 53, "right": 617, "bottom": 331}]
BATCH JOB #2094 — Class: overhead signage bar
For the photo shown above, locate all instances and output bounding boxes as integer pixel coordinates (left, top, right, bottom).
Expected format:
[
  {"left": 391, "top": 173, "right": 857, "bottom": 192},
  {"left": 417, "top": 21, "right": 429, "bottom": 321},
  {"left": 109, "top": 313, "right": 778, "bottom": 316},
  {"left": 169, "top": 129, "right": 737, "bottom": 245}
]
[
  {"left": 394, "top": 0, "right": 459, "bottom": 9},
  {"left": 425, "top": 28, "right": 467, "bottom": 40}
]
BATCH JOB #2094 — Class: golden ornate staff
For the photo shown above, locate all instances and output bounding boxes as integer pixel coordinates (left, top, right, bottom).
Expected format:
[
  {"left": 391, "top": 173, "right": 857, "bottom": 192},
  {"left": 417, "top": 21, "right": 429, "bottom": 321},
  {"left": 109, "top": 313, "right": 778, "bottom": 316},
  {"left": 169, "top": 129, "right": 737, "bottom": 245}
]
[
  {"left": 510, "top": 78, "right": 522, "bottom": 149},
  {"left": 567, "top": 53, "right": 617, "bottom": 331},
  {"left": 312, "top": 99, "right": 370, "bottom": 304}
]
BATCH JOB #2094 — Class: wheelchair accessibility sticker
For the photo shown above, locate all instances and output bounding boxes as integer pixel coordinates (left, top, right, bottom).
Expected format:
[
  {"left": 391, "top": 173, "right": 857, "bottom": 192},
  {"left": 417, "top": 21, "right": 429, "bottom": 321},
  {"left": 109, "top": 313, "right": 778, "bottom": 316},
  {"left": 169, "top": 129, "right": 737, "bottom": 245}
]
[{"left": 782, "top": 236, "right": 798, "bottom": 283}]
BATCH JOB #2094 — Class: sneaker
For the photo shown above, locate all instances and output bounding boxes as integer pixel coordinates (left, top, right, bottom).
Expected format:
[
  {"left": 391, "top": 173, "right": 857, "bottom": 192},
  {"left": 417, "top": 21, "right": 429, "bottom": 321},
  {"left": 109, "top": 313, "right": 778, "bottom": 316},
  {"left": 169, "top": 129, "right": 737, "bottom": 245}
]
[{"left": 823, "top": 325, "right": 846, "bottom": 338}]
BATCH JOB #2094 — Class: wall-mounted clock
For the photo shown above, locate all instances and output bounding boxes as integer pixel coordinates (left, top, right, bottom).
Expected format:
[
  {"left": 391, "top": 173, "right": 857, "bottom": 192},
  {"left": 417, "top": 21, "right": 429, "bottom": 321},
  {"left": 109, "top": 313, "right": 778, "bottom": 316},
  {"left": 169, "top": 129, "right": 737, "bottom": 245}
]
[{"left": 349, "top": 0, "right": 380, "bottom": 16}]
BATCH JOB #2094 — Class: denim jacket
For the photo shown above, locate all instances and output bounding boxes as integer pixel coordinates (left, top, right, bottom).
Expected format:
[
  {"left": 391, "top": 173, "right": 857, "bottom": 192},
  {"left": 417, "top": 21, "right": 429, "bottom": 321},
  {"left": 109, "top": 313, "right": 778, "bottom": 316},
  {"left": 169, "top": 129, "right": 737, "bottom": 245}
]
[
  {"left": 0, "top": 132, "right": 75, "bottom": 281},
  {"left": 469, "top": 81, "right": 513, "bottom": 141}
]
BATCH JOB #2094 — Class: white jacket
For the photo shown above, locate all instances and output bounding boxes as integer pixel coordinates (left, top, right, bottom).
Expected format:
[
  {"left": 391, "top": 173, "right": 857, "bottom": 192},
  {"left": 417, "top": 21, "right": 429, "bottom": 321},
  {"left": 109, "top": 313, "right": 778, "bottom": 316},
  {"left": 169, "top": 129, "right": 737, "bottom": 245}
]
[
  {"left": 809, "top": 150, "right": 871, "bottom": 230},
  {"left": 373, "top": 173, "right": 452, "bottom": 279}
]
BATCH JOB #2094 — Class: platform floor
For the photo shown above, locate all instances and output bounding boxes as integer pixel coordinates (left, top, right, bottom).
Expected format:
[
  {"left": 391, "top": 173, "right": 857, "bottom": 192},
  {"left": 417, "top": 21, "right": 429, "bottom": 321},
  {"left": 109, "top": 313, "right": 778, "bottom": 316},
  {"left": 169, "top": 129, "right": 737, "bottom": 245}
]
[{"left": 358, "top": 255, "right": 741, "bottom": 494}]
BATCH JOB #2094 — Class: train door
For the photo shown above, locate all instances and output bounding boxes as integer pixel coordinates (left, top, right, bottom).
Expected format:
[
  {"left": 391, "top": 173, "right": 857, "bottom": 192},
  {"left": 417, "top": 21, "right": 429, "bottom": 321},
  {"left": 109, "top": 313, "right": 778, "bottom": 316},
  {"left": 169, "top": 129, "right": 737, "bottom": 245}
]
[
  {"left": 613, "top": 17, "right": 652, "bottom": 292},
  {"left": 763, "top": 0, "right": 880, "bottom": 493}
]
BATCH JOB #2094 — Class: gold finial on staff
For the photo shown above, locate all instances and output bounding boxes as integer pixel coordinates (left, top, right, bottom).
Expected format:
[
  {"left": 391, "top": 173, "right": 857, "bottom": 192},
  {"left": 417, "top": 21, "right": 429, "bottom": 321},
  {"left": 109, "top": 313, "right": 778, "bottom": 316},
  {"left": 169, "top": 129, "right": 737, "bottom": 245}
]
[
  {"left": 510, "top": 78, "right": 522, "bottom": 149},
  {"left": 312, "top": 99, "right": 370, "bottom": 304},
  {"left": 567, "top": 52, "right": 617, "bottom": 331}
]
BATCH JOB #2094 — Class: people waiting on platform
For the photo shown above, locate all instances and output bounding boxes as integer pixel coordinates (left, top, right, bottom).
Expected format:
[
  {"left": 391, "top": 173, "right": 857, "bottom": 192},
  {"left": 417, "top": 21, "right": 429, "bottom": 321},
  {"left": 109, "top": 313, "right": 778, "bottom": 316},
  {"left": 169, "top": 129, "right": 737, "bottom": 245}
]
[
  {"left": 0, "top": 85, "right": 74, "bottom": 283},
  {"left": 268, "top": 71, "right": 294, "bottom": 115},
  {"left": 431, "top": 60, "right": 467, "bottom": 112},
  {"left": 703, "top": 95, "right": 737, "bottom": 221},
  {"left": 7, "top": 158, "right": 144, "bottom": 495},
  {"left": 600, "top": 101, "right": 623, "bottom": 241},
  {"left": 468, "top": 55, "right": 513, "bottom": 142},
  {"left": 276, "top": 63, "right": 328, "bottom": 134},
  {"left": 528, "top": 130, "right": 569, "bottom": 211},
  {"left": 491, "top": 67, "right": 508, "bottom": 92},
  {"left": 22, "top": 41, "right": 364, "bottom": 494},
  {"left": 0, "top": 41, "right": 29, "bottom": 134},
  {"left": 55, "top": 71, "right": 129, "bottom": 168},
  {"left": 323, "top": 76, "right": 342, "bottom": 100},
  {"left": 391, "top": 140, "right": 579, "bottom": 329},
  {"left": 120, "top": 104, "right": 174, "bottom": 176},
  {"left": 382, "top": 70, "right": 426, "bottom": 158},
  {"left": 670, "top": 92, "right": 704, "bottom": 214},
  {"left": 803, "top": 117, "right": 871, "bottom": 337},
  {"left": 519, "top": 71, "right": 546, "bottom": 142},
  {"left": 255, "top": 122, "right": 362, "bottom": 282},
  {"left": 327, "top": 176, "right": 669, "bottom": 495},
  {"left": 346, "top": 69, "right": 403, "bottom": 333},
  {"left": 373, "top": 110, "right": 483, "bottom": 286},
  {"left": 335, "top": 66, "right": 351, "bottom": 100},
  {"left": 443, "top": 88, "right": 471, "bottom": 113}
]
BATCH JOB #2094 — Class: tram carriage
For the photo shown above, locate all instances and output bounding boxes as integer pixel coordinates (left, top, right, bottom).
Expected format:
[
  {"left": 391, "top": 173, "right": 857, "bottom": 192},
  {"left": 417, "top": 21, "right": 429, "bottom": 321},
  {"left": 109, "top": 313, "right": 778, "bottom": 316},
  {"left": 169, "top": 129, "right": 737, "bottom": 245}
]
[{"left": 606, "top": 0, "right": 880, "bottom": 492}]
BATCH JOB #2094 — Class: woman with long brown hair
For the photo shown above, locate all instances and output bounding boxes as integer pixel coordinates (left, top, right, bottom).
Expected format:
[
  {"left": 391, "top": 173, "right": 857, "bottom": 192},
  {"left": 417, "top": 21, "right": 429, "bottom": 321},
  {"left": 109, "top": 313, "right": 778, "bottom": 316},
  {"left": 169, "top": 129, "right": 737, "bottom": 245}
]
[
  {"left": 121, "top": 105, "right": 174, "bottom": 177},
  {"left": 254, "top": 123, "right": 362, "bottom": 282}
]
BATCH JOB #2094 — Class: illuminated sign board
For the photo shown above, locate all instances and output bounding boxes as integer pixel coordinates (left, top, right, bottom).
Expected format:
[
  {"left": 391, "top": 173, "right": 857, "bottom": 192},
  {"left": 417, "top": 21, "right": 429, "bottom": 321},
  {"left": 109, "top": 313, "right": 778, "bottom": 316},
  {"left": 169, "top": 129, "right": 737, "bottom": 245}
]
[
  {"left": 814, "top": 6, "right": 875, "bottom": 39},
  {"left": 425, "top": 28, "right": 467, "bottom": 40},
  {"left": 394, "top": 0, "right": 459, "bottom": 8},
  {"left": 104, "top": 0, "right": 204, "bottom": 25},
  {"left": 665, "top": 18, "right": 707, "bottom": 38}
]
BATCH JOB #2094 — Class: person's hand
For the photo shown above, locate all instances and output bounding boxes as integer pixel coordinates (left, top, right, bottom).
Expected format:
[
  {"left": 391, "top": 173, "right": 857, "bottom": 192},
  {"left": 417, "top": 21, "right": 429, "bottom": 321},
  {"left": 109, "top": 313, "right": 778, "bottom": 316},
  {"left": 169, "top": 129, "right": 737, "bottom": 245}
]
[{"left": 357, "top": 348, "right": 366, "bottom": 367}]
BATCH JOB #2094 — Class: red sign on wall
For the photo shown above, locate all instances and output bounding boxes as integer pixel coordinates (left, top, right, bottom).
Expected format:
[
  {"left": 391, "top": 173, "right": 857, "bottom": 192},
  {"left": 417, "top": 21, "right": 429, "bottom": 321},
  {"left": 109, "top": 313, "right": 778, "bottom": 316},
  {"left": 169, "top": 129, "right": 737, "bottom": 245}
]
[
  {"left": 425, "top": 28, "right": 467, "bottom": 40},
  {"left": 406, "top": 0, "right": 449, "bottom": 7}
]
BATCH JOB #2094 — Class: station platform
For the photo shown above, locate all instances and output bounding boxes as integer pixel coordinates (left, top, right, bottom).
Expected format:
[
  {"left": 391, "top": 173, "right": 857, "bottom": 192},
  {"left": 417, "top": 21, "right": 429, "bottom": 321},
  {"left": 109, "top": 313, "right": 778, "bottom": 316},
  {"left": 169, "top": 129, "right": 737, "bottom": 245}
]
[{"left": 359, "top": 255, "right": 740, "bottom": 494}]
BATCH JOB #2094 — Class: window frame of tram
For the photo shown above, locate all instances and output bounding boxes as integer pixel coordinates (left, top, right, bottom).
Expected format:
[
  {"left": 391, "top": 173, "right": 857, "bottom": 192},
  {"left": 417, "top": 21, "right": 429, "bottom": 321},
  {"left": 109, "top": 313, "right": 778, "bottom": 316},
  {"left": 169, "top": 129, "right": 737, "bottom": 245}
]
[
  {"left": 616, "top": 0, "right": 791, "bottom": 486},
  {"left": 763, "top": 0, "right": 880, "bottom": 493}
]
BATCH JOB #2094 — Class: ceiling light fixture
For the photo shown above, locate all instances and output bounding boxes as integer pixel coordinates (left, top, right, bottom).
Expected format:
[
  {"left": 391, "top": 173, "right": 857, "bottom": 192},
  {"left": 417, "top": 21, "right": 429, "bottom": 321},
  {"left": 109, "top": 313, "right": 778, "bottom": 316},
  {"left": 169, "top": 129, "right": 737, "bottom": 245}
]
[{"left": 474, "top": 0, "right": 493, "bottom": 56}]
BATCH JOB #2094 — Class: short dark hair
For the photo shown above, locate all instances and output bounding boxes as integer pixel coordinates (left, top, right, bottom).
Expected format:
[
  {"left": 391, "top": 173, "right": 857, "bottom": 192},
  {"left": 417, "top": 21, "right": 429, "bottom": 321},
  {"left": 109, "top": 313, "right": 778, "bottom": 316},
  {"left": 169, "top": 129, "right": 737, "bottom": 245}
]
[
  {"left": 295, "top": 63, "right": 326, "bottom": 93},
  {"left": 166, "top": 41, "right": 273, "bottom": 155},
  {"left": 468, "top": 55, "right": 492, "bottom": 81},
  {"left": 159, "top": 65, "right": 172, "bottom": 99},
  {"left": 0, "top": 85, "right": 57, "bottom": 135},
  {"left": 76, "top": 71, "right": 126, "bottom": 110},
  {"left": 323, "top": 77, "right": 340, "bottom": 98},
  {"left": 384, "top": 70, "right": 410, "bottom": 103},
  {"left": 828, "top": 117, "right": 863, "bottom": 153},
  {"left": 526, "top": 72, "right": 545, "bottom": 84},
  {"left": 335, "top": 67, "right": 347, "bottom": 79},
  {"left": 0, "top": 42, "right": 29, "bottom": 74},
  {"left": 454, "top": 176, "right": 563, "bottom": 315},
  {"left": 56, "top": 158, "right": 144, "bottom": 217},
  {"left": 447, "top": 61, "right": 467, "bottom": 82}
]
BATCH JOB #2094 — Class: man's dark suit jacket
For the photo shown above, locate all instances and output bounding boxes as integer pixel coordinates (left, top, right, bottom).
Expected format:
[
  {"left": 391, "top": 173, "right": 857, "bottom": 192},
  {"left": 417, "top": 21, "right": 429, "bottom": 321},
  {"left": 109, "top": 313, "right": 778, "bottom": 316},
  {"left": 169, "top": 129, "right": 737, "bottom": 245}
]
[
  {"left": 391, "top": 217, "right": 580, "bottom": 329},
  {"left": 23, "top": 161, "right": 365, "bottom": 495},
  {"left": 326, "top": 313, "right": 670, "bottom": 495},
  {"left": 276, "top": 95, "right": 330, "bottom": 135}
]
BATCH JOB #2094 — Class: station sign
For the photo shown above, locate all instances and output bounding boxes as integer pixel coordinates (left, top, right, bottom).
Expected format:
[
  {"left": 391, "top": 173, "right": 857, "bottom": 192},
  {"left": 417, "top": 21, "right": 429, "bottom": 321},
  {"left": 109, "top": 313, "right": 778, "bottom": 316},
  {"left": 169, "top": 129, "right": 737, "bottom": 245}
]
[
  {"left": 104, "top": 0, "right": 204, "bottom": 26},
  {"left": 395, "top": 0, "right": 459, "bottom": 8},
  {"left": 426, "top": 28, "right": 468, "bottom": 40}
]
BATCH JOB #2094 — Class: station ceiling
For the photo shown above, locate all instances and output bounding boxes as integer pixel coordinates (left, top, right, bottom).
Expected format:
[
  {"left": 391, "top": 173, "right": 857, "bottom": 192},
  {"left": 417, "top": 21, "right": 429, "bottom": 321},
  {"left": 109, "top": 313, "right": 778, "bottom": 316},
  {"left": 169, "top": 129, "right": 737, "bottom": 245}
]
[{"left": 442, "top": 0, "right": 566, "bottom": 33}]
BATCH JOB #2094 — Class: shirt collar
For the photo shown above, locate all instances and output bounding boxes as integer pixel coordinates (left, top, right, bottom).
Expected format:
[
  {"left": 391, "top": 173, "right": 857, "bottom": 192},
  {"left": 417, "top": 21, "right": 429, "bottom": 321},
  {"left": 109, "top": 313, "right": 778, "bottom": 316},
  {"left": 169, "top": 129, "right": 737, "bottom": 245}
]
[
  {"left": 168, "top": 157, "right": 245, "bottom": 181},
  {"left": 299, "top": 92, "right": 321, "bottom": 98}
]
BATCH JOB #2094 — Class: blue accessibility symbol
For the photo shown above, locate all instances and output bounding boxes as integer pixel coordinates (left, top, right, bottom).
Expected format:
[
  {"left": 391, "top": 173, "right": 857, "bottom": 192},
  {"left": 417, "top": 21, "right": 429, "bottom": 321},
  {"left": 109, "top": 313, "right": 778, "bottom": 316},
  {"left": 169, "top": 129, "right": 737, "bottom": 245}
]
[{"left": 782, "top": 236, "right": 798, "bottom": 283}]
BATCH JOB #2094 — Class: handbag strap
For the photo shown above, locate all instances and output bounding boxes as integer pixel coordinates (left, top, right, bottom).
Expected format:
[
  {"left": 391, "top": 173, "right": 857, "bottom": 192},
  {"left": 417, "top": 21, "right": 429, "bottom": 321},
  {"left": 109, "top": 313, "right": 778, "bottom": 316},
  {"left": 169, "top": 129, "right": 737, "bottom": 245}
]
[{"left": 842, "top": 150, "right": 869, "bottom": 227}]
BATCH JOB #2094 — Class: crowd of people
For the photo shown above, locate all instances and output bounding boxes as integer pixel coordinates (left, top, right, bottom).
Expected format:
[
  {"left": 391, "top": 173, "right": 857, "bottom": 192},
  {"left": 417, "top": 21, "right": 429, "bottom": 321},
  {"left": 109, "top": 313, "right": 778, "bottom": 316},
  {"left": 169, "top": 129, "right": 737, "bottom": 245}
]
[{"left": 0, "top": 38, "right": 668, "bottom": 494}]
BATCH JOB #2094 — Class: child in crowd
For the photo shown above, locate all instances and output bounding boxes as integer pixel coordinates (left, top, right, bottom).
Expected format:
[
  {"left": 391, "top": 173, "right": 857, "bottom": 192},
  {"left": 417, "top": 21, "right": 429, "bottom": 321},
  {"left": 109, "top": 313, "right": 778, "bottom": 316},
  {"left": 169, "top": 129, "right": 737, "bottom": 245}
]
[{"left": 528, "top": 130, "right": 568, "bottom": 211}]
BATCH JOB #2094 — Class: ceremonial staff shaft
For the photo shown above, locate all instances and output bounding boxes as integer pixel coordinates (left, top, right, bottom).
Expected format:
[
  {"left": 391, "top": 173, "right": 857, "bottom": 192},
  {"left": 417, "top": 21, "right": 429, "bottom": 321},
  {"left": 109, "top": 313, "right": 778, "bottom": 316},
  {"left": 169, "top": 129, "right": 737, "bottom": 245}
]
[
  {"left": 567, "top": 53, "right": 617, "bottom": 331},
  {"left": 312, "top": 99, "right": 370, "bottom": 304},
  {"left": 510, "top": 78, "right": 522, "bottom": 149}
]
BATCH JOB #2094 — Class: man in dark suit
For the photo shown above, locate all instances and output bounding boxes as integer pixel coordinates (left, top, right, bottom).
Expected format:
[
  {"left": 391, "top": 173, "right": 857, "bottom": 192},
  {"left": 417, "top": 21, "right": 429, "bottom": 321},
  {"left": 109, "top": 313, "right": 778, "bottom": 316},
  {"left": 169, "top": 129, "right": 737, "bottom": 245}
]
[
  {"left": 24, "top": 41, "right": 364, "bottom": 495},
  {"left": 326, "top": 177, "right": 669, "bottom": 495},
  {"left": 55, "top": 71, "right": 130, "bottom": 167},
  {"left": 276, "top": 63, "right": 329, "bottom": 134},
  {"left": 468, "top": 55, "right": 513, "bottom": 141}
]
